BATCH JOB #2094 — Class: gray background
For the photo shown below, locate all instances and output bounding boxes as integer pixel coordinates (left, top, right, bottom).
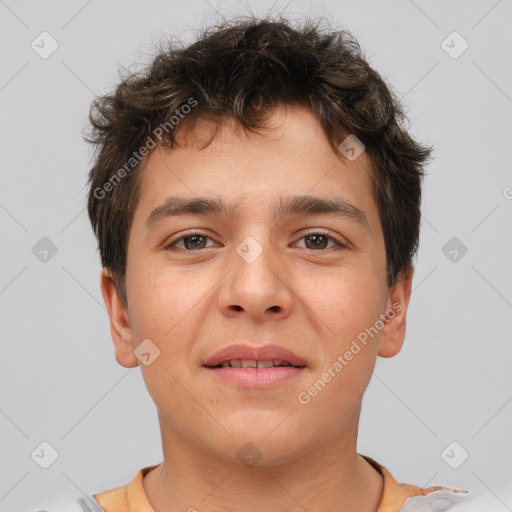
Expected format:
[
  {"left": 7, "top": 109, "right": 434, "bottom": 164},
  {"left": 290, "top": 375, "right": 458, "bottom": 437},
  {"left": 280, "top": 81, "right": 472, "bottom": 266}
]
[{"left": 1, "top": 0, "right": 511, "bottom": 510}]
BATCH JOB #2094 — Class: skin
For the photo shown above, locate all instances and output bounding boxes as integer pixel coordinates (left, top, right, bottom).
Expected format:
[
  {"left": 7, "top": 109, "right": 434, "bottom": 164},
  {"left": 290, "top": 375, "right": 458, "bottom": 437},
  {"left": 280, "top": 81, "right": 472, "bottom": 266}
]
[{"left": 101, "top": 104, "right": 413, "bottom": 512}]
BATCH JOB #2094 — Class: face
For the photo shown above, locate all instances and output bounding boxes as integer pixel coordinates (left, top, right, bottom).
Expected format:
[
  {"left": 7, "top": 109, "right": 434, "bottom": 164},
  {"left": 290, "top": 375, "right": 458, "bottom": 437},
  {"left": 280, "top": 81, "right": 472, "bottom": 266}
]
[{"left": 102, "top": 105, "right": 412, "bottom": 466}]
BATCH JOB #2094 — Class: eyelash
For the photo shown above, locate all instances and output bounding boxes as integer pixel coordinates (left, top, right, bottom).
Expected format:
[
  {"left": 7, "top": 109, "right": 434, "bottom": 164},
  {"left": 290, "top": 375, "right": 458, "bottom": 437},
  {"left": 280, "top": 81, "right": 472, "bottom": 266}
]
[{"left": 163, "top": 230, "right": 348, "bottom": 252}]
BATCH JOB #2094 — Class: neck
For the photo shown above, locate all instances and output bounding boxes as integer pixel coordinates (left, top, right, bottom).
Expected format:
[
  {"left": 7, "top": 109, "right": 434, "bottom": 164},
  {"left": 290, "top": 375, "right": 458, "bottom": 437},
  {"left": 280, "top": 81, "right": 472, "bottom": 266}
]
[{"left": 143, "top": 416, "right": 383, "bottom": 512}]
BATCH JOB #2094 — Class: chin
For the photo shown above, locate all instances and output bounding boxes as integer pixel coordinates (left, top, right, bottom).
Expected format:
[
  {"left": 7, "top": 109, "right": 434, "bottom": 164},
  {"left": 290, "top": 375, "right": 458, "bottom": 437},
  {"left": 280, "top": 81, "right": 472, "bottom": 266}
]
[
  {"left": 207, "top": 415, "right": 318, "bottom": 468},
  {"left": 216, "top": 439, "right": 310, "bottom": 468}
]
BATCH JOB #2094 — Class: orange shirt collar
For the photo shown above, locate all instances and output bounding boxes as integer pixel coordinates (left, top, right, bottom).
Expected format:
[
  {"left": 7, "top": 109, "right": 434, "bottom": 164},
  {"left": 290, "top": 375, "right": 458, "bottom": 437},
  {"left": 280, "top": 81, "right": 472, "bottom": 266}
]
[{"left": 92, "top": 456, "right": 465, "bottom": 512}]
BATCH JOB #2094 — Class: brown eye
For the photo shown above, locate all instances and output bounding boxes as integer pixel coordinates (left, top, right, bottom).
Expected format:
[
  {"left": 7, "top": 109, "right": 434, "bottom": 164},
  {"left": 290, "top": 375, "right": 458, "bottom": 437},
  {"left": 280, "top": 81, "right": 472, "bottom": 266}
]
[
  {"left": 164, "top": 231, "right": 217, "bottom": 251},
  {"left": 295, "top": 232, "right": 347, "bottom": 251},
  {"left": 181, "top": 235, "right": 209, "bottom": 250},
  {"left": 303, "top": 234, "right": 330, "bottom": 250}
]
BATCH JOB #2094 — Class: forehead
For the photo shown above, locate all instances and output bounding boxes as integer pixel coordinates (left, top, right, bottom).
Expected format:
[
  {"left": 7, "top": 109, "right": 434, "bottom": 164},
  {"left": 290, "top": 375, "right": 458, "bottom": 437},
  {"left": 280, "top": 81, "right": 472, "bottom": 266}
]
[{"left": 134, "top": 105, "right": 378, "bottom": 227}]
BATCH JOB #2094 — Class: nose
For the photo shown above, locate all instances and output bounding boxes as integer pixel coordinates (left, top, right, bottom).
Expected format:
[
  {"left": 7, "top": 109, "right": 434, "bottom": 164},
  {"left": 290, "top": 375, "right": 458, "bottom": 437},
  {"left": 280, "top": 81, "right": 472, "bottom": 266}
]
[{"left": 217, "top": 235, "right": 295, "bottom": 322}]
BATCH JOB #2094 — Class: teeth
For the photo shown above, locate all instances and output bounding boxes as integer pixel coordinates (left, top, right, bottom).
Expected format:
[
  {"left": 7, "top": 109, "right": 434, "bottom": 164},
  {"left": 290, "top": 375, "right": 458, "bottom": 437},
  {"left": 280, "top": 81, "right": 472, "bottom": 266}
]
[
  {"left": 217, "top": 359, "right": 296, "bottom": 368},
  {"left": 257, "top": 360, "right": 273, "bottom": 368}
]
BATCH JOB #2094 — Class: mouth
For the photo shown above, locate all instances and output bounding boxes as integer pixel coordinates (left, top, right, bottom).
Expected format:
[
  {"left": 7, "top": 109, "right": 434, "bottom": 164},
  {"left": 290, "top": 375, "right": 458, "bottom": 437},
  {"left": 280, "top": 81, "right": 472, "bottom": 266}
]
[
  {"left": 203, "top": 363, "right": 305, "bottom": 388},
  {"left": 206, "top": 359, "right": 305, "bottom": 369},
  {"left": 203, "top": 343, "right": 307, "bottom": 369},
  {"left": 202, "top": 344, "right": 307, "bottom": 388}
]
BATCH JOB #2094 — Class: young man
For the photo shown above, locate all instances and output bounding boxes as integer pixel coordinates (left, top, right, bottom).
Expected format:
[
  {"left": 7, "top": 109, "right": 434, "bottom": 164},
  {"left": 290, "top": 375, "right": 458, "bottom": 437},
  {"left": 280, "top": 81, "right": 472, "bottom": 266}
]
[{"left": 83, "top": 15, "right": 468, "bottom": 512}]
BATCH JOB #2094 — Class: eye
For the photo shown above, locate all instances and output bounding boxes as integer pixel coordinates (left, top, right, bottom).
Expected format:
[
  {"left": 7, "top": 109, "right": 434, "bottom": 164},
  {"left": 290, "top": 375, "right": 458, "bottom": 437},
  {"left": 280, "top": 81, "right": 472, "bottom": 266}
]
[
  {"left": 163, "top": 230, "right": 348, "bottom": 252},
  {"left": 164, "top": 231, "right": 218, "bottom": 251},
  {"left": 294, "top": 231, "right": 348, "bottom": 251}
]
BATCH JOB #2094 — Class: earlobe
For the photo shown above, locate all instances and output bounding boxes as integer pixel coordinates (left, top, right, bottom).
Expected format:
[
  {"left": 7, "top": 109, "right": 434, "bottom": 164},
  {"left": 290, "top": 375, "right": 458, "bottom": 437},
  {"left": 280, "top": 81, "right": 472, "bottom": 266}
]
[
  {"left": 100, "top": 268, "right": 139, "bottom": 368},
  {"left": 377, "top": 266, "right": 414, "bottom": 359}
]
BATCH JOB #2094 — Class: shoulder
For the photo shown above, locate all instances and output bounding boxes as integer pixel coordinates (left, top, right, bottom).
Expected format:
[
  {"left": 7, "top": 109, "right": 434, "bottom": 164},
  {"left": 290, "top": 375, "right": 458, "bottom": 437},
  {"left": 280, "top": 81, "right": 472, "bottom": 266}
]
[
  {"left": 362, "top": 455, "right": 502, "bottom": 511},
  {"left": 361, "top": 455, "right": 470, "bottom": 511},
  {"left": 88, "top": 464, "right": 158, "bottom": 512},
  {"left": 27, "top": 495, "right": 106, "bottom": 512},
  {"left": 399, "top": 489, "right": 503, "bottom": 511},
  {"left": 36, "top": 464, "right": 159, "bottom": 512}
]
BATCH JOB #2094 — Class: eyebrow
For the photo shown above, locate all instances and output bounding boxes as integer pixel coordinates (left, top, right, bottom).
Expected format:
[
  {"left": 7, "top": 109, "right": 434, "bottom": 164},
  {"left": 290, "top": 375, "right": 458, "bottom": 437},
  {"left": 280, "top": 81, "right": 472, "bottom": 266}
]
[{"left": 144, "top": 194, "right": 370, "bottom": 232}]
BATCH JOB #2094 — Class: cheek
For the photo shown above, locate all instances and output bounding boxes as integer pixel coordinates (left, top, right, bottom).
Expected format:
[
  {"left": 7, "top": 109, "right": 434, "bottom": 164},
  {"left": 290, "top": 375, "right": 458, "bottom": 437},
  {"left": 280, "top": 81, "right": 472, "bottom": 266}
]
[
  {"left": 304, "top": 330, "right": 378, "bottom": 422},
  {"left": 126, "top": 259, "right": 209, "bottom": 338},
  {"left": 310, "top": 265, "right": 385, "bottom": 339},
  {"left": 129, "top": 268, "right": 202, "bottom": 418},
  {"left": 305, "top": 269, "right": 382, "bottom": 390}
]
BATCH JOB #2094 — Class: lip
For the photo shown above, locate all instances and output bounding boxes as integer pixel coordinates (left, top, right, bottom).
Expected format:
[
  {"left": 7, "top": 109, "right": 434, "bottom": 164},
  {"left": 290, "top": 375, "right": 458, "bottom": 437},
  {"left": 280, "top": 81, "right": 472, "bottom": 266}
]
[
  {"left": 204, "top": 366, "right": 305, "bottom": 388},
  {"left": 202, "top": 343, "right": 307, "bottom": 368},
  {"left": 202, "top": 343, "right": 307, "bottom": 389}
]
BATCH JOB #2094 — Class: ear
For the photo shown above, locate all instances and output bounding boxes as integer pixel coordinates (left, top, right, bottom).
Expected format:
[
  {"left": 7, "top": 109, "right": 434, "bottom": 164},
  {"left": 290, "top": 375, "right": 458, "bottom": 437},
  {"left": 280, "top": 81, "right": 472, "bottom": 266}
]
[
  {"left": 378, "top": 265, "right": 414, "bottom": 358},
  {"left": 100, "top": 268, "right": 139, "bottom": 368}
]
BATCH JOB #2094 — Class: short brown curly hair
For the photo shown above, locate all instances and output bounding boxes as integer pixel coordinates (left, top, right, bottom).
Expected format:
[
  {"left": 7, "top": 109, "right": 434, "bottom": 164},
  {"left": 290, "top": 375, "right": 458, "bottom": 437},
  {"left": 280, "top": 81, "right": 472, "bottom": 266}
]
[{"left": 85, "top": 14, "right": 432, "bottom": 305}]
